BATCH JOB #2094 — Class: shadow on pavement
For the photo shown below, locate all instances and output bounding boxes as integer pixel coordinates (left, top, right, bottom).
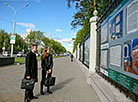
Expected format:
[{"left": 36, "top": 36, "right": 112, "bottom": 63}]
[
  {"left": 35, "top": 78, "right": 74, "bottom": 97},
  {"left": 51, "top": 77, "right": 74, "bottom": 92}
]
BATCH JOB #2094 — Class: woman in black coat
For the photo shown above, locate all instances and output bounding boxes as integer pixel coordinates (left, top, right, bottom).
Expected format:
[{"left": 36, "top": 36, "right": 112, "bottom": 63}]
[{"left": 40, "top": 47, "right": 53, "bottom": 95}]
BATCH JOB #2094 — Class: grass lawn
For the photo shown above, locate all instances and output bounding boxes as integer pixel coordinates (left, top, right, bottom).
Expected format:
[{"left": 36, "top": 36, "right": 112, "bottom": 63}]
[
  {"left": 15, "top": 55, "right": 66, "bottom": 63},
  {"left": 15, "top": 56, "right": 41, "bottom": 63}
]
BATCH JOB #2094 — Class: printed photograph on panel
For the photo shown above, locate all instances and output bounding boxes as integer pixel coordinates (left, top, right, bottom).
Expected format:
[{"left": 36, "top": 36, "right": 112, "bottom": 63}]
[
  {"left": 84, "top": 38, "right": 90, "bottom": 66},
  {"left": 81, "top": 45, "right": 83, "bottom": 62},
  {"left": 124, "top": 38, "right": 138, "bottom": 75},
  {"left": 110, "top": 11, "right": 123, "bottom": 41},
  {"left": 101, "top": 50, "right": 108, "bottom": 68},
  {"left": 110, "top": 45, "right": 122, "bottom": 67},
  {"left": 127, "top": 0, "right": 138, "bottom": 34},
  {"left": 101, "top": 22, "right": 108, "bottom": 43}
]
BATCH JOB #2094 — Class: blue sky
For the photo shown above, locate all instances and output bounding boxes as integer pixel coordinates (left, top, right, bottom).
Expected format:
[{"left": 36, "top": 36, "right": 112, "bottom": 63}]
[{"left": 0, "top": 0, "right": 81, "bottom": 52}]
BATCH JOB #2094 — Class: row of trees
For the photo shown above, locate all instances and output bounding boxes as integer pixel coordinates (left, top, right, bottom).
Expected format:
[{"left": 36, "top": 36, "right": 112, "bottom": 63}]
[
  {"left": 26, "top": 30, "right": 67, "bottom": 54},
  {"left": 0, "top": 30, "right": 67, "bottom": 54},
  {"left": 67, "top": 0, "right": 110, "bottom": 52},
  {"left": 0, "top": 30, "right": 28, "bottom": 53}
]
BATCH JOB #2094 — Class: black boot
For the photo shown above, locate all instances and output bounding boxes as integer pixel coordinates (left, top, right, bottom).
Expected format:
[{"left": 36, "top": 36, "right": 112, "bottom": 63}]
[
  {"left": 25, "top": 90, "right": 30, "bottom": 102},
  {"left": 47, "top": 86, "right": 53, "bottom": 94},
  {"left": 40, "top": 82, "right": 44, "bottom": 95},
  {"left": 24, "top": 99, "right": 30, "bottom": 102}
]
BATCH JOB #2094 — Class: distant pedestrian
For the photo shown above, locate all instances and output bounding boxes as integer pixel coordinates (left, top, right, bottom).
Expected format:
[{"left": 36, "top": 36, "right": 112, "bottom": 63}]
[
  {"left": 24, "top": 44, "right": 38, "bottom": 102},
  {"left": 70, "top": 54, "right": 73, "bottom": 62},
  {"left": 40, "top": 47, "right": 53, "bottom": 95}
]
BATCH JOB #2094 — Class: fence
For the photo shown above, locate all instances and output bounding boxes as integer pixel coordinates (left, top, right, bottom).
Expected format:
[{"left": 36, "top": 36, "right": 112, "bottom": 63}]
[
  {"left": 97, "top": 0, "right": 138, "bottom": 101},
  {"left": 74, "top": 0, "right": 138, "bottom": 101}
]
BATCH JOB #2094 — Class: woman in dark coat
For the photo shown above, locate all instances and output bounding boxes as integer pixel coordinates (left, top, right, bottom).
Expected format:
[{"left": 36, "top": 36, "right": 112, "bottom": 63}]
[{"left": 40, "top": 47, "right": 53, "bottom": 95}]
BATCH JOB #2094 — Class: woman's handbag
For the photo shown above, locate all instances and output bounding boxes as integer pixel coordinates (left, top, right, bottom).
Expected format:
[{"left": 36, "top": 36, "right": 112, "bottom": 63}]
[
  {"left": 44, "top": 77, "right": 56, "bottom": 86},
  {"left": 21, "top": 79, "right": 35, "bottom": 90}
]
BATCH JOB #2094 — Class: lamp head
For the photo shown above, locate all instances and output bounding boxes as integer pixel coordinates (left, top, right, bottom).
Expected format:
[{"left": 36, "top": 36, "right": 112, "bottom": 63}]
[{"left": 25, "top": 4, "right": 29, "bottom": 7}]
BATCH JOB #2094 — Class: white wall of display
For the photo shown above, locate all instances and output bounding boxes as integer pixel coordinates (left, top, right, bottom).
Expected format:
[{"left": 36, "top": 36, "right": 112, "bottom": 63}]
[{"left": 84, "top": 38, "right": 90, "bottom": 66}]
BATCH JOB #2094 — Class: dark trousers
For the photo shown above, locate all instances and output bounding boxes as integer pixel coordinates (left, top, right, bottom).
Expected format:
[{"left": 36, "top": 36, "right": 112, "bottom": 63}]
[
  {"left": 40, "top": 70, "right": 52, "bottom": 92},
  {"left": 25, "top": 83, "right": 35, "bottom": 99}
]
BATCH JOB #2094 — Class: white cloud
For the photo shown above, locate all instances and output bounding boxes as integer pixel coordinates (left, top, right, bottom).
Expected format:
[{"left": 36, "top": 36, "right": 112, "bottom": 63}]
[
  {"left": 56, "top": 29, "right": 63, "bottom": 32},
  {"left": 53, "top": 37, "right": 73, "bottom": 44},
  {"left": 62, "top": 38, "right": 72, "bottom": 43},
  {"left": 54, "top": 37, "right": 74, "bottom": 52},
  {"left": 67, "top": 44, "right": 73, "bottom": 52},
  {"left": 17, "top": 22, "right": 35, "bottom": 28}
]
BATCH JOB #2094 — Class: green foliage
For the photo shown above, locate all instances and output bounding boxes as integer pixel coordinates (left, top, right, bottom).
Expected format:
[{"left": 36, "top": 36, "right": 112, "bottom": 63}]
[
  {"left": 0, "top": 29, "right": 67, "bottom": 55},
  {"left": 42, "top": 37, "right": 50, "bottom": 47},
  {"left": 26, "top": 30, "right": 67, "bottom": 54},
  {"left": 49, "top": 39, "right": 66, "bottom": 54},
  {"left": 40, "top": 48, "right": 44, "bottom": 53},
  {"left": 0, "top": 30, "right": 10, "bottom": 52},
  {"left": 14, "top": 34, "right": 28, "bottom": 53},
  {"left": 73, "top": 27, "right": 89, "bottom": 52},
  {"left": 0, "top": 30, "right": 28, "bottom": 53},
  {"left": 68, "top": 0, "right": 94, "bottom": 29},
  {"left": 26, "top": 31, "right": 37, "bottom": 45},
  {"left": 68, "top": 0, "right": 110, "bottom": 52}
]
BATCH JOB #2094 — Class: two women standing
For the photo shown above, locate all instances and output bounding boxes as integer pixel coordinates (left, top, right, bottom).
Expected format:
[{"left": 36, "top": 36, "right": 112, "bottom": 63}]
[{"left": 40, "top": 47, "right": 53, "bottom": 95}]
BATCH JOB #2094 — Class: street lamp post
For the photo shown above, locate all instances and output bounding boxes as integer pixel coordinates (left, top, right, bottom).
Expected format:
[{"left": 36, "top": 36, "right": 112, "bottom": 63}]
[{"left": 4, "top": 3, "right": 28, "bottom": 57}]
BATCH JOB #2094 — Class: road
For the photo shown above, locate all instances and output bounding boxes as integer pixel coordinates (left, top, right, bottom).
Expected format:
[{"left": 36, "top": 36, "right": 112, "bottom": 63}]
[{"left": 0, "top": 57, "right": 100, "bottom": 102}]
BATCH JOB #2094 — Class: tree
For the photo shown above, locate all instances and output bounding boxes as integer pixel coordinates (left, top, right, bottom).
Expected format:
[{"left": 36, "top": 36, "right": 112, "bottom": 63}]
[
  {"left": 68, "top": 0, "right": 110, "bottom": 52},
  {"left": 13, "top": 34, "right": 28, "bottom": 53},
  {"left": 42, "top": 37, "right": 50, "bottom": 47},
  {"left": 49, "top": 39, "right": 66, "bottom": 54},
  {"left": 26, "top": 30, "right": 44, "bottom": 45},
  {"left": 35, "top": 30, "right": 44, "bottom": 44},
  {"left": 0, "top": 30, "right": 10, "bottom": 52}
]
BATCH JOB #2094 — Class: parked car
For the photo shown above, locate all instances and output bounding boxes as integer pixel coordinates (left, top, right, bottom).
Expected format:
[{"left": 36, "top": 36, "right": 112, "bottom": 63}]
[
  {"left": 17, "top": 52, "right": 25, "bottom": 57},
  {"left": 3, "top": 52, "right": 10, "bottom": 57}
]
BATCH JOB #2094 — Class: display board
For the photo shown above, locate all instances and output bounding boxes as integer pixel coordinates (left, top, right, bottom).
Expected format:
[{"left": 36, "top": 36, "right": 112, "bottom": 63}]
[
  {"left": 101, "top": 22, "right": 108, "bottom": 43},
  {"left": 80, "top": 45, "right": 83, "bottom": 62},
  {"left": 110, "top": 45, "right": 122, "bottom": 67},
  {"left": 108, "top": 68, "right": 138, "bottom": 95},
  {"left": 84, "top": 38, "right": 90, "bottom": 66},
  {"left": 109, "top": 11, "right": 123, "bottom": 41},
  {"left": 124, "top": 38, "right": 138, "bottom": 75},
  {"left": 101, "top": 50, "right": 108, "bottom": 68},
  {"left": 100, "top": 0, "right": 138, "bottom": 95},
  {"left": 127, "top": 0, "right": 138, "bottom": 34},
  {"left": 76, "top": 48, "right": 78, "bottom": 59}
]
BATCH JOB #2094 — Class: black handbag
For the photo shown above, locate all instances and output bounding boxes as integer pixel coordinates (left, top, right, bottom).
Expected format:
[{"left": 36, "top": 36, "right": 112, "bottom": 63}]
[
  {"left": 44, "top": 77, "right": 56, "bottom": 86},
  {"left": 21, "top": 79, "right": 35, "bottom": 90}
]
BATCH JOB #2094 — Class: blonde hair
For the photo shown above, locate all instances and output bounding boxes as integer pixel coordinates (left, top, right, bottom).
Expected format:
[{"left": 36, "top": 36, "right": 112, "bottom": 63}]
[{"left": 42, "top": 47, "right": 49, "bottom": 59}]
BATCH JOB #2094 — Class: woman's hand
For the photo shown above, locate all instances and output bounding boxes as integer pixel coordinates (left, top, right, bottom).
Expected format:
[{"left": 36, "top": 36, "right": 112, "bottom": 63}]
[
  {"left": 48, "top": 69, "right": 52, "bottom": 73},
  {"left": 26, "top": 76, "right": 30, "bottom": 79}
]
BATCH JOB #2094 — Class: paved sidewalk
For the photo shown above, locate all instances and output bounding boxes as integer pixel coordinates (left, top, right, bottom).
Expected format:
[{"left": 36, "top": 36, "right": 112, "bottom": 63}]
[
  {"left": 76, "top": 59, "right": 133, "bottom": 102},
  {"left": 0, "top": 57, "right": 100, "bottom": 102}
]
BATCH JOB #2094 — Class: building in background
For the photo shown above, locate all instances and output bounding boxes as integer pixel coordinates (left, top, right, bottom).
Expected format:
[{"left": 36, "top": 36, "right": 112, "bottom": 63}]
[{"left": 21, "top": 28, "right": 32, "bottom": 40}]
